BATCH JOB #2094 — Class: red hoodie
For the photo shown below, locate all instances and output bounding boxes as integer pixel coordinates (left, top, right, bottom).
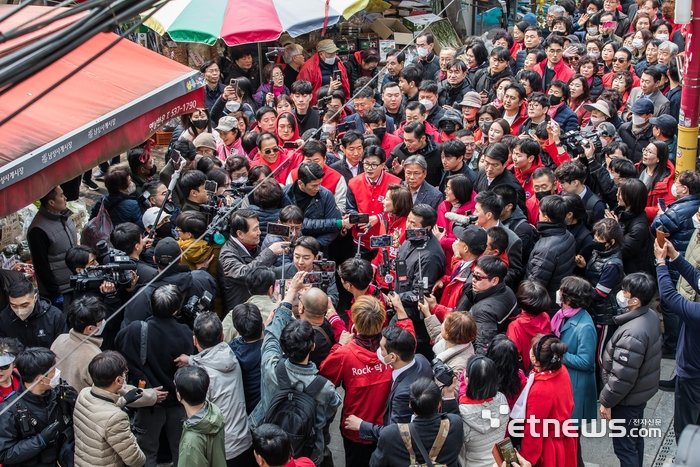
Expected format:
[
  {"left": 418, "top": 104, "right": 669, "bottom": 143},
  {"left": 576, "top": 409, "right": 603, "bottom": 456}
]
[
  {"left": 433, "top": 259, "right": 475, "bottom": 322},
  {"left": 288, "top": 164, "right": 343, "bottom": 195},
  {"left": 319, "top": 318, "right": 415, "bottom": 443},
  {"left": 506, "top": 312, "right": 553, "bottom": 366},
  {"left": 534, "top": 58, "right": 575, "bottom": 88},
  {"left": 515, "top": 159, "right": 544, "bottom": 201},
  {"left": 636, "top": 160, "right": 676, "bottom": 224},
  {"left": 297, "top": 53, "right": 351, "bottom": 106},
  {"left": 396, "top": 120, "right": 443, "bottom": 143}
]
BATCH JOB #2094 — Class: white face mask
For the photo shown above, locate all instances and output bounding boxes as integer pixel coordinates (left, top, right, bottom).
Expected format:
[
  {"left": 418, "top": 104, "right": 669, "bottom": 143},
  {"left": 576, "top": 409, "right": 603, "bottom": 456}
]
[
  {"left": 555, "top": 290, "right": 562, "bottom": 305},
  {"left": 419, "top": 99, "right": 434, "bottom": 111},
  {"left": 656, "top": 33, "right": 669, "bottom": 42},
  {"left": 232, "top": 176, "right": 248, "bottom": 186},
  {"left": 321, "top": 123, "right": 336, "bottom": 134},
  {"left": 417, "top": 47, "right": 429, "bottom": 58},
  {"left": 94, "top": 321, "right": 105, "bottom": 336},
  {"left": 616, "top": 290, "right": 630, "bottom": 308},
  {"left": 225, "top": 101, "right": 241, "bottom": 113},
  {"left": 672, "top": 183, "right": 678, "bottom": 198},
  {"left": 587, "top": 27, "right": 599, "bottom": 35},
  {"left": 126, "top": 182, "right": 136, "bottom": 195},
  {"left": 48, "top": 369, "right": 61, "bottom": 388},
  {"left": 377, "top": 348, "right": 390, "bottom": 365},
  {"left": 632, "top": 39, "right": 644, "bottom": 49},
  {"left": 693, "top": 214, "right": 700, "bottom": 230},
  {"left": 589, "top": 51, "right": 600, "bottom": 59},
  {"left": 497, "top": 89, "right": 505, "bottom": 101},
  {"left": 590, "top": 115, "right": 606, "bottom": 127},
  {"left": 632, "top": 114, "right": 646, "bottom": 126},
  {"left": 13, "top": 294, "right": 36, "bottom": 321}
]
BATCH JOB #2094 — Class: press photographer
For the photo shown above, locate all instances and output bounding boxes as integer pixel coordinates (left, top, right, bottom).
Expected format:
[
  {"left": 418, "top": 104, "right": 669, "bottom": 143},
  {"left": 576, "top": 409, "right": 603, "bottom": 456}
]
[
  {"left": 122, "top": 237, "right": 216, "bottom": 328},
  {"left": 394, "top": 204, "right": 446, "bottom": 358}
]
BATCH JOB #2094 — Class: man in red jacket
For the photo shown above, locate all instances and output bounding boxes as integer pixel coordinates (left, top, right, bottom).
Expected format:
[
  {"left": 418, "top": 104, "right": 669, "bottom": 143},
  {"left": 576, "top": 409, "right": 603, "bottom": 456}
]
[
  {"left": 363, "top": 108, "right": 403, "bottom": 155},
  {"left": 535, "top": 35, "right": 575, "bottom": 93},
  {"left": 344, "top": 146, "right": 401, "bottom": 261},
  {"left": 424, "top": 224, "right": 488, "bottom": 322},
  {"left": 297, "top": 39, "right": 350, "bottom": 106}
]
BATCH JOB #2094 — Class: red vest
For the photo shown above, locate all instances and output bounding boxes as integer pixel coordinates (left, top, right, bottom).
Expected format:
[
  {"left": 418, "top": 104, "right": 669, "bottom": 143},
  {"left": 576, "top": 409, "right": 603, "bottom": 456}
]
[
  {"left": 348, "top": 172, "right": 401, "bottom": 246},
  {"left": 289, "top": 165, "right": 343, "bottom": 194}
]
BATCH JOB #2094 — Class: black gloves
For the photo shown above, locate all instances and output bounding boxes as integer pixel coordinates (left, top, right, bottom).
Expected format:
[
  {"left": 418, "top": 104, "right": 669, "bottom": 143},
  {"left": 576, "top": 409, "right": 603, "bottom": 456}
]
[
  {"left": 122, "top": 388, "right": 143, "bottom": 405},
  {"left": 39, "top": 421, "right": 60, "bottom": 445}
]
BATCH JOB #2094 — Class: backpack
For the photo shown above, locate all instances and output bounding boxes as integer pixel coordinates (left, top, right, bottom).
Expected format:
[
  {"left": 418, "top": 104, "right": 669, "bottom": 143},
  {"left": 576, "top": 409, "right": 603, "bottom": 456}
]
[
  {"left": 262, "top": 360, "right": 326, "bottom": 459},
  {"left": 397, "top": 418, "right": 451, "bottom": 467}
]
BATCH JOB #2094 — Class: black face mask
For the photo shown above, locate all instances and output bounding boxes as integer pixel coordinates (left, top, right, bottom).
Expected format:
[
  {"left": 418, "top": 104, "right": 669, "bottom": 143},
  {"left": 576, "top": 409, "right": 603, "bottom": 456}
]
[
  {"left": 372, "top": 127, "right": 386, "bottom": 140},
  {"left": 479, "top": 121, "right": 492, "bottom": 133},
  {"left": 192, "top": 119, "right": 208, "bottom": 130},
  {"left": 535, "top": 191, "right": 552, "bottom": 201},
  {"left": 442, "top": 122, "right": 457, "bottom": 134},
  {"left": 156, "top": 222, "right": 174, "bottom": 239},
  {"left": 548, "top": 95, "right": 562, "bottom": 106},
  {"left": 591, "top": 240, "right": 608, "bottom": 251},
  {"left": 148, "top": 164, "right": 157, "bottom": 177}
]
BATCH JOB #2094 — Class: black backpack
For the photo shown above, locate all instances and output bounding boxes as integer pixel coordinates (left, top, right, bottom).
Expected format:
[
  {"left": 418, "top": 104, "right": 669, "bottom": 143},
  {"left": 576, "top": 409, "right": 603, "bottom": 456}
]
[{"left": 262, "top": 360, "right": 326, "bottom": 459}]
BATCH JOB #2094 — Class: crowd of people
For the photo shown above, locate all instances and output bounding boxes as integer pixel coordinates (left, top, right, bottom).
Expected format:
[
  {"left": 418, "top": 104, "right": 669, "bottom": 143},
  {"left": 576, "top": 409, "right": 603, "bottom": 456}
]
[{"left": 0, "top": 0, "right": 696, "bottom": 465}]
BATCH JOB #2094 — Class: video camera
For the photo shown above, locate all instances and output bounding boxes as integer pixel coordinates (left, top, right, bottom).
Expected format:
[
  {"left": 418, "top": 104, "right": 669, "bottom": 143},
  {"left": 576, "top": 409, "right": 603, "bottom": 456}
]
[
  {"left": 70, "top": 240, "right": 137, "bottom": 292},
  {"left": 559, "top": 130, "right": 603, "bottom": 157},
  {"left": 177, "top": 291, "right": 214, "bottom": 327}
]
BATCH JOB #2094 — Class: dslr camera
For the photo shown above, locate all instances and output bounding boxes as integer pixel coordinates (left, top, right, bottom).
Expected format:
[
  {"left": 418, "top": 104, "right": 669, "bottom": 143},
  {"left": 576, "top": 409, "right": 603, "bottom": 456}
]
[
  {"left": 177, "top": 291, "right": 214, "bottom": 327},
  {"left": 431, "top": 358, "right": 456, "bottom": 386}
]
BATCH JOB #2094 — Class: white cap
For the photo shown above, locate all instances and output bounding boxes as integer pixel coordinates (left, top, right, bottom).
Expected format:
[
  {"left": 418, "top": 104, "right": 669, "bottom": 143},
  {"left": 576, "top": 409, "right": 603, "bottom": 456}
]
[{"left": 142, "top": 207, "right": 171, "bottom": 230}]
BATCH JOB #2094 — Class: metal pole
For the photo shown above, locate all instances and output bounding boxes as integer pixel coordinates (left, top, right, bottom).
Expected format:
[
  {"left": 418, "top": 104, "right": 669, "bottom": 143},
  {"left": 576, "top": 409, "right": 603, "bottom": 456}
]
[{"left": 677, "top": 6, "right": 700, "bottom": 172}]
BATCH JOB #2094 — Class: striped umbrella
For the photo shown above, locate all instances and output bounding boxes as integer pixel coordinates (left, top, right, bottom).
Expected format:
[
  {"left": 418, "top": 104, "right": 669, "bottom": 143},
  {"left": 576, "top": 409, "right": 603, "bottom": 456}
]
[{"left": 144, "top": 0, "right": 369, "bottom": 45}]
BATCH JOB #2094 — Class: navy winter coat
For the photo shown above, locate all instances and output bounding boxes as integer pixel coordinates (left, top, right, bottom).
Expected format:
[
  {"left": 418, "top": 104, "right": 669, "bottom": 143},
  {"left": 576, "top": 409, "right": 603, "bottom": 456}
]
[
  {"left": 90, "top": 193, "right": 143, "bottom": 229},
  {"left": 552, "top": 103, "right": 579, "bottom": 133},
  {"left": 652, "top": 194, "right": 700, "bottom": 255},
  {"left": 282, "top": 185, "right": 341, "bottom": 247}
]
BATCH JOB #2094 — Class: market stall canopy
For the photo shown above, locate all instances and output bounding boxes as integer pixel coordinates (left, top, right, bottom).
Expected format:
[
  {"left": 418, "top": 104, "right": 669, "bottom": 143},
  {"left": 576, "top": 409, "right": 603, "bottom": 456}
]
[
  {"left": 143, "top": 0, "right": 369, "bottom": 45},
  {"left": 0, "top": 5, "right": 204, "bottom": 219}
]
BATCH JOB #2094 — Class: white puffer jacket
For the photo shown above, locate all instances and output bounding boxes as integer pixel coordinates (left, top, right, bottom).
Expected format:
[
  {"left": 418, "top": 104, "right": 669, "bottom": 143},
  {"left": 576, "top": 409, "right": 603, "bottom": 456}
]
[{"left": 459, "top": 392, "right": 510, "bottom": 467}]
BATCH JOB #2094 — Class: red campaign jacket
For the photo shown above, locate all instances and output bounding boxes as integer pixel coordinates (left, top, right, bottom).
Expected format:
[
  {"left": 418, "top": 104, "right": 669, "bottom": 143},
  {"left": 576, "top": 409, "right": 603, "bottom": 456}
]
[
  {"left": 515, "top": 159, "right": 544, "bottom": 201},
  {"left": 250, "top": 148, "right": 303, "bottom": 184},
  {"left": 319, "top": 317, "right": 415, "bottom": 443},
  {"left": 503, "top": 101, "right": 529, "bottom": 135},
  {"left": 381, "top": 132, "right": 403, "bottom": 155},
  {"left": 636, "top": 160, "right": 676, "bottom": 224},
  {"left": 288, "top": 164, "right": 343, "bottom": 195},
  {"left": 297, "top": 53, "right": 351, "bottom": 106},
  {"left": 396, "top": 120, "right": 443, "bottom": 143},
  {"left": 520, "top": 367, "right": 577, "bottom": 467},
  {"left": 534, "top": 58, "right": 576, "bottom": 89},
  {"left": 526, "top": 195, "right": 540, "bottom": 225},
  {"left": 347, "top": 172, "right": 402, "bottom": 246},
  {"left": 436, "top": 200, "right": 476, "bottom": 272},
  {"left": 506, "top": 312, "right": 553, "bottom": 366},
  {"left": 433, "top": 259, "right": 474, "bottom": 322}
]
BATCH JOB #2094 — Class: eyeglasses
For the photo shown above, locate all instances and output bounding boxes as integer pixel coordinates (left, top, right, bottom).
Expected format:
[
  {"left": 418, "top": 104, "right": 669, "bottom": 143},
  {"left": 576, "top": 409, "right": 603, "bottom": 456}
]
[
  {"left": 642, "top": 148, "right": 656, "bottom": 156},
  {"left": 271, "top": 73, "right": 283, "bottom": 79},
  {"left": 263, "top": 147, "right": 280, "bottom": 155},
  {"left": 612, "top": 57, "right": 628, "bottom": 63},
  {"left": 362, "top": 162, "right": 381, "bottom": 169},
  {"left": 473, "top": 272, "right": 491, "bottom": 281},
  {"left": 205, "top": 68, "right": 220, "bottom": 73}
]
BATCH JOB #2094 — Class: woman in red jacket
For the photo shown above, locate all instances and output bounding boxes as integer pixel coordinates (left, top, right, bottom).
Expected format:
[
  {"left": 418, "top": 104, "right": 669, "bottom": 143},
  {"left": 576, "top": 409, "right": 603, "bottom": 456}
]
[
  {"left": 434, "top": 175, "right": 476, "bottom": 270},
  {"left": 372, "top": 184, "right": 413, "bottom": 290},
  {"left": 507, "top": 281, "right": 553, "bottom": 368},
  {"left": 636, "top": 141, "right": 676, "bottom": 223},
  {"left": 319, "top": 296, "right": 415, "bottom": 467},
  {"left": 0, "top": 338, "right": 22, "bottom": 403},
  {"left": 518, "top": 334, "right": 577, "bottom": 467}
]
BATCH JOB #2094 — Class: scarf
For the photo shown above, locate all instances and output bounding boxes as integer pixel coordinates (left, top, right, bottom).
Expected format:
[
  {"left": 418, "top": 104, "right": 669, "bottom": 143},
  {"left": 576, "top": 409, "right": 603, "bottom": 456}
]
[
  {"left": 548, "top": 102, "right": 562, "bottom": 118},
  {"left": 354, "top": 333, "right": 382, "bottom": 352},
  {"left": 551, "top": 306, "right": 582, "bottom": 337}
]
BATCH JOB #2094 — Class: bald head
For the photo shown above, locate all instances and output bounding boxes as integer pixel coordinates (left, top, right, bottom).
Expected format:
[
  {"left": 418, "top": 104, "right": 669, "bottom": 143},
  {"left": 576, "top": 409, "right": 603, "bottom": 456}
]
[{"left": 301, "top": 287, "right": 328, "bottom": 318}]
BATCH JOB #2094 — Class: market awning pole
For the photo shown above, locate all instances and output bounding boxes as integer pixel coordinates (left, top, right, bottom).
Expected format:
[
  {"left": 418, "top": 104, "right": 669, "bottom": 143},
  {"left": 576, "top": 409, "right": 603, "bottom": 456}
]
[
  {"left": 677, "top": 2, "right": 700, "bottom": 172},
  {"left": 258, "top": 41, "right": 264, "bottom": 85}
]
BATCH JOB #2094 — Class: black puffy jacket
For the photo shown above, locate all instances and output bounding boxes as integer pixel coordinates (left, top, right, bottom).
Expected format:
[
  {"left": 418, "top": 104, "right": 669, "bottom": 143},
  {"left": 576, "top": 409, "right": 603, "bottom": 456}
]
[
  {"left": 525, "top": 222, "right": 576, "bottom": 313},
  {"left": 589, "top": 75, "right": 604, "bottom": 101},
  {"left": 437, "top": 78, "right": 473, "bottom": 109},
  {"left": 457, "top": 282, "right": 518, "bottom": 354},
  {"left": 617, "top": 208, "right": 654, "bottom": 274},
  {"left": 473, "top": 67, "right": 514, "bottom": 103},
  {"left": 282, "top": 184, "right": 341, "bottom": 247},
  {"left": 618, "top": 122, "right": 654, "bottom": 164},
  {"left": 0, "top": 299, "right": 67, "bottom": 349}
]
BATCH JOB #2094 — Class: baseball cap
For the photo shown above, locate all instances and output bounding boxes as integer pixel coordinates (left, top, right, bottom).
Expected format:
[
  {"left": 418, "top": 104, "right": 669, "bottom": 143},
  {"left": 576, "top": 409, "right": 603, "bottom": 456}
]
[
  {"left": 154, "top": 237, "right": 181, "bottom": 267},
  {"left": 596, "top": 122, "right": 617, "bottom": 137},
  {"left": 583, "top": 101, "right": 611, "bottom": 118},
  {"left": 649, "top": 114, "right": 677, "bottom": 136},
  {"left": 453, "top": 224, "right": 487, "bottom": 251},
  {"left": 215, "top": 116, "right": 238, "bottom": 132},
  {"left": 193, "top": 133, "right": 218, "bottom": 151},
  {"left": 458, "top": 91, "right": 482, "bottom": 109},
  {"left": 317, "top": 39, "right": 338, "bottom": 54},
  {"left": 142, "top": 207, "right": 171, "bottom": 231},
  {"left": 631, "top": 98, "right": 654, "bottom": 115},
  {"left": 0, "top": 352, "right": 15, "bottom": 367}
]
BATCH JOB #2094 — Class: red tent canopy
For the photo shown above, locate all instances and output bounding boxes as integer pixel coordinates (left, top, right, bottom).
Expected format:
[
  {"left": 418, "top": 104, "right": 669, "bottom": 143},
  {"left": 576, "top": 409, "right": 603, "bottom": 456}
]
[{"left": 0, "top": 5, "right": 204, "bottom": 218}]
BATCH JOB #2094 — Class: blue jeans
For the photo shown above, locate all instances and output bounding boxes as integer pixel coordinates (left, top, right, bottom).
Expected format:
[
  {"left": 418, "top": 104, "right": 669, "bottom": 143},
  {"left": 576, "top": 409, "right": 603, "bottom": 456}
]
[{"left": 611, "top": 403, "right": 646, "bottom": 467}]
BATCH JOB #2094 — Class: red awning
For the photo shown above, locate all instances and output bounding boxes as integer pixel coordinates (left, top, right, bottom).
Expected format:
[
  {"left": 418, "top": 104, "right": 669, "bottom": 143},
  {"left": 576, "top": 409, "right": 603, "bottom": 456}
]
[{"left": 0, "top": 5, "right": 204, "bottom": 218}]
